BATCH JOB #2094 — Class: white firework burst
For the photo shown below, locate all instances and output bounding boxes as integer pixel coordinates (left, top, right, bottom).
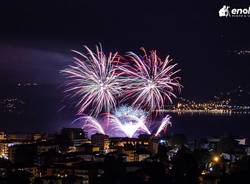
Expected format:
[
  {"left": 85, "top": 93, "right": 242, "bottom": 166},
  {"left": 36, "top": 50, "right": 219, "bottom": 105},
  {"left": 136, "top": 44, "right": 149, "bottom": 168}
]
[{"left": 61, "top": 45, "right": 124, "bottom": 116}]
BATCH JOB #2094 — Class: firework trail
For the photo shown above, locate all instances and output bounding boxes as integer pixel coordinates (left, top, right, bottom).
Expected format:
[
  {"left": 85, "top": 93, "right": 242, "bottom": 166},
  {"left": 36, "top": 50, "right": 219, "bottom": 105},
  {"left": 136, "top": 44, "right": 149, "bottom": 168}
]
[
  {"left": 72, "top": 116, "right": 105, "bottom": 137},
  {"left": 71, "top": 114, "right": 171, "bottom": 138},
  {"left": 61, "top": 45, "right": 124, "bottom": 116},
  {"left": 154, "top": 115, "right": 172, "bottom": 136},
  {"left": 71, "top": 106, "right": 171, "bottom": 138},
  {"left": 119, "top": 48, "right": 182, "bottom": 112}
]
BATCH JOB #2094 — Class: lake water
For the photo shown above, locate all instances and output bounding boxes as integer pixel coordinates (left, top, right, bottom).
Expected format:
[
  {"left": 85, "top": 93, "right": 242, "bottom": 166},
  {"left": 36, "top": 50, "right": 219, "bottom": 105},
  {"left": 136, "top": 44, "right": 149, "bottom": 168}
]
[{"left": 165, "top": 113, "right": 250, "bottom": 139}]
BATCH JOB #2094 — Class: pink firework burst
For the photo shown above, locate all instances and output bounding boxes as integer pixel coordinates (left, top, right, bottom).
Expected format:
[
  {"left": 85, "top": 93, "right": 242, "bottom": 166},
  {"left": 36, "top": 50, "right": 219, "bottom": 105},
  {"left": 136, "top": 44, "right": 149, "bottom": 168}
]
[{"left": 119, "top": 48, "right": 182, "bottom": 112}]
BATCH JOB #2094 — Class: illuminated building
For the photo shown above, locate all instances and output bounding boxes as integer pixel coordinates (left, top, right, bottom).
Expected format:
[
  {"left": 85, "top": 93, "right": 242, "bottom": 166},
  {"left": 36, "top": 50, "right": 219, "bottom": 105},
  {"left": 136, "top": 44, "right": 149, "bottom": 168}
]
[
  {"left": 37, "top": 141, "right": 59, "bottom": 154},
  {"left": 123, "top": 150, "right": 136, "bottom": 162},
  {"left": 0, "top": 141, "right": 9, "bottom": 158},
  {"left": 61, "top": 128, "right": 85, "bottom": 140},
  {"left": 109, "top": 137, "right": 149, "bottom": 147},
  {"left": 0, "top": 132, "right": 6, "bottom": 140},
  {"left": 149, "top": 138, "right": 160, "bottom": 154},
  {"left": 91, "top": 133, "right": 109, "bottom": 151},
  {"left": 60, "top": 128, "right": 86, "bottom": 147},
  {"left": 7, "top": 133, "right": 29, "bottom": 141},
  {"left": 134, "top": 150, "right": 151, "bottom": 161},
  {"left": 31, "top": 132, "right": 45, "bottom": 141}
]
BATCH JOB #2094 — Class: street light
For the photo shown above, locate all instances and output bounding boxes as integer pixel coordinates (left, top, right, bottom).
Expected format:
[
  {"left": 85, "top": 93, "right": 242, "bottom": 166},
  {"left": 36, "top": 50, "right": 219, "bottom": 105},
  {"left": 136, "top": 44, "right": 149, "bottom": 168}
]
[{"left": 213, "top": 155, "right": 220, "bottom": 163}]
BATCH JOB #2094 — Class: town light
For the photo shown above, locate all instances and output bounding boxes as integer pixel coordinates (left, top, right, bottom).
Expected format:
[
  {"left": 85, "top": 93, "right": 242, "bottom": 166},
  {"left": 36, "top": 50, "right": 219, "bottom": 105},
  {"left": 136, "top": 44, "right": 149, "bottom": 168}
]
[{"left": 213, "top": 156, "right": 220, "bottom": 163}]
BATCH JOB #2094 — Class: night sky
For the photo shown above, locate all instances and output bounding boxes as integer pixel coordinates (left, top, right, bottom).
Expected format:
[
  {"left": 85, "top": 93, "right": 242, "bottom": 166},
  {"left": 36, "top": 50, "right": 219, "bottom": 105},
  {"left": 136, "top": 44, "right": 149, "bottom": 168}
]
[{"left": 0, "top": 0, "right": 250, "bottom": 133}]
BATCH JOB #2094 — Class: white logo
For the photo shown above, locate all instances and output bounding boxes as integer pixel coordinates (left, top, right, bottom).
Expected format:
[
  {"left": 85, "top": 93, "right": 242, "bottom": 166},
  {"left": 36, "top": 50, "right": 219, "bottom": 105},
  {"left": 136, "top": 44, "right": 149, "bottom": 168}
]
[
  {"left": 219, "top": 5, "right": 230, "bottom": 17},
  {"left": 219, "top": 5, "right": 250, "bottom": 18}
]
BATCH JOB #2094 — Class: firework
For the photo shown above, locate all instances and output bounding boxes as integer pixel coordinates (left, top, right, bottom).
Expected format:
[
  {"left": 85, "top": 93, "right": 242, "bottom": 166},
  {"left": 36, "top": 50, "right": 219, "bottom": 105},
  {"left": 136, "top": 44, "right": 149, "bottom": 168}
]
[
  {"left": 154, "top": 115, "right": 172, "bottom": 136},
  {"left": 107, "top": 106, "right": 151, "bottom": 138},
  {"left": 119, "top": 48, "right": 182, "bottom": 112},
  {"left": 62, "top": 45, "right": 179, "bottom": 137},
  {"left": 71, "top": 106, "right": 171, "bottom": 138},
  {"left": 61, "top": 45, "right": 123, "bottom": 116},
  {"left": 72, "top": 116, "right": 105, "bottom": 137}
]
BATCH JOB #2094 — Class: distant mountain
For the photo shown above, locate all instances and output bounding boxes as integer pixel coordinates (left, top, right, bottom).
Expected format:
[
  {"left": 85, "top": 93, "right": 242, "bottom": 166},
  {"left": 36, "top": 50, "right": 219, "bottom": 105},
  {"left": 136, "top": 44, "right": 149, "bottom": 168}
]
[
  {"left": 215, "top": 85, "right": 250, "bottom": 105},
  {"left": 173, "top": 85, "right": 250, "bottom": 106}
]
